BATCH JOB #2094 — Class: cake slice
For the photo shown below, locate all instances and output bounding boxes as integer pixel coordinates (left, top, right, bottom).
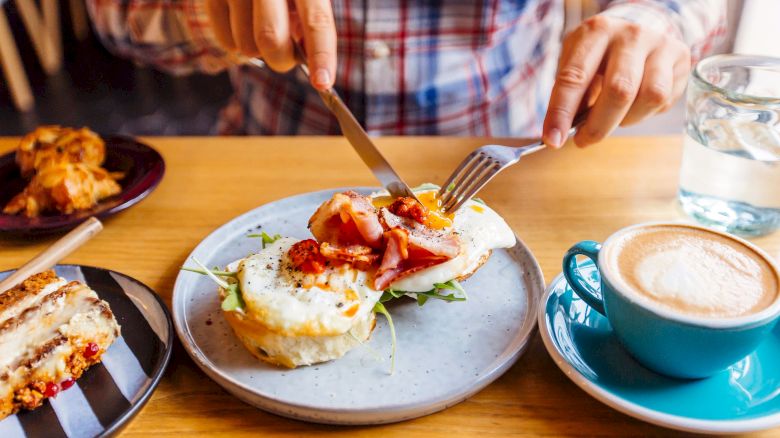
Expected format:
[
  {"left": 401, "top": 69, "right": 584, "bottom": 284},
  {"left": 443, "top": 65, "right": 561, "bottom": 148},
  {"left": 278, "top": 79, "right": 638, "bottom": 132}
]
[{"left": 0, "top": 270, "right": 120, "bottom": 419}]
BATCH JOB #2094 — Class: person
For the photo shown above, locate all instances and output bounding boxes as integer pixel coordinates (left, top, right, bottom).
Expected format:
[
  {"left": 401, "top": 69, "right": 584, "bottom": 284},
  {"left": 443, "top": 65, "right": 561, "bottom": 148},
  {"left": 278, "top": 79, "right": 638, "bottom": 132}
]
[{"left": 86, "top": 0, "right": 725, "bottom": 146}]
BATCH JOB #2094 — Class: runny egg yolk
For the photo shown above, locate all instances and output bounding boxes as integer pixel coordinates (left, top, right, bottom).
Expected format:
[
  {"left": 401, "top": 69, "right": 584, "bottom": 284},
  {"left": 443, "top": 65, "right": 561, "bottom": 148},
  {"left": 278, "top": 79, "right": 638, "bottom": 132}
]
[
  {"left": 372, "top": 192, "right": 453, "bottom": 229},
  {"left": 416, "top": 191, "right": 453, "bottom": 229}
]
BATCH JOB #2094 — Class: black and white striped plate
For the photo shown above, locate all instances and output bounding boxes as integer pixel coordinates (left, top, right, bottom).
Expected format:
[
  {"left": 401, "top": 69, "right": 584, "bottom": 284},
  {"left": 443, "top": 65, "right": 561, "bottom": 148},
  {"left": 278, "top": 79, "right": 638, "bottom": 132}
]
[{"left": 0, "top": 265, "right": 173, "bottom": 438}]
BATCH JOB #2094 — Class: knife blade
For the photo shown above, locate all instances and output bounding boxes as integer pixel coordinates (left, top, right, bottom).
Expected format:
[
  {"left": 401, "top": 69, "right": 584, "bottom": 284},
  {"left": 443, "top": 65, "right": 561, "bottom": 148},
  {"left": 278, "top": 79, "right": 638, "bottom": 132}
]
[
  {"left": 291, "top": 44, "right": 419, "bottom": 201},
  {"left": 312, "top": 88, "right": 419, "bottom": 199}
]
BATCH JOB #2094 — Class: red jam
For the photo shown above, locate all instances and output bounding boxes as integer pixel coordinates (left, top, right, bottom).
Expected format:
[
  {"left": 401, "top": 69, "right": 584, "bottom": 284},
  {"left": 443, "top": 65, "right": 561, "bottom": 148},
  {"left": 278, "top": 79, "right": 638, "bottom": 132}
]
[
  {"left": 60, "top": 378, "right": 75, "bottom": 390},
  {"left": 43, "top": 382, "right": 60, "bottom": 398},
  {"left": 84, "top": 342, "right": 100, "bottom": 359}
]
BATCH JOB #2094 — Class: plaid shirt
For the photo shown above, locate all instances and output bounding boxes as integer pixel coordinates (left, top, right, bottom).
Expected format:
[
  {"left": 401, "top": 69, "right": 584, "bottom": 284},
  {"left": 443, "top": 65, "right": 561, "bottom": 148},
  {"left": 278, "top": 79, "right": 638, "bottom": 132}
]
[{"left": 86, "top": 0, "right": 726, "bottom": 136}]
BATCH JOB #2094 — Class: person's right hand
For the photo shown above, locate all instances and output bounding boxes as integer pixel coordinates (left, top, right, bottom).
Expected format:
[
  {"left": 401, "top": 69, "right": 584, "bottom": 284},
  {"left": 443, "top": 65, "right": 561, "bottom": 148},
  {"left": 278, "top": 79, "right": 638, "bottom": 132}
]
[{"left": 205, "top": 0, "right": 337, "bottom": 91}]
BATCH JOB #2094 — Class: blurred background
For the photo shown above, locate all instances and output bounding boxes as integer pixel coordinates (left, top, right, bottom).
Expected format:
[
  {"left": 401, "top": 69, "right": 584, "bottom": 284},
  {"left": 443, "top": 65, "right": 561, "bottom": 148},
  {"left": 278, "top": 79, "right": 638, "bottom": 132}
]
[{"left": 0, "top": 0, "right": 773, "bottom": 136}]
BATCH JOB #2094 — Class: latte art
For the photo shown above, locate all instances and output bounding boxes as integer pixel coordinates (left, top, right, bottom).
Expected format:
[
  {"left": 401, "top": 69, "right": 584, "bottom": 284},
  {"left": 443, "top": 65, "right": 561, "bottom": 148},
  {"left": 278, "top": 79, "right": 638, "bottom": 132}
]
[{"left": 607, "top": 225, "right": 778, "bottom": 318}]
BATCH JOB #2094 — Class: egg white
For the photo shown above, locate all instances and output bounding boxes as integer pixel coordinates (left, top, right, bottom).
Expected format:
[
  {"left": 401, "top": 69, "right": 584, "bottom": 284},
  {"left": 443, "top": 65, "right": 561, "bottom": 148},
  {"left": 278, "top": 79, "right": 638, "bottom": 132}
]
[
  {"left": 235, "top": 237, "right": 383, "bottom": 337},
  {"left": 375, "top": 190, "right": 516, "bottom": 292}
]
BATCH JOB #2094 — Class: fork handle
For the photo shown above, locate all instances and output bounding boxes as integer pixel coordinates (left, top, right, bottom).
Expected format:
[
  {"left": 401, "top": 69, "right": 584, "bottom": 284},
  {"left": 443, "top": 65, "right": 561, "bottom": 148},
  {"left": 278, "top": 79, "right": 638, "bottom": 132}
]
[
  {"left": 517, "top": 108, "right": 591, "bottom": 157},
  {"left": 568, "top": 108, "right": 590, "bottom": 137}
]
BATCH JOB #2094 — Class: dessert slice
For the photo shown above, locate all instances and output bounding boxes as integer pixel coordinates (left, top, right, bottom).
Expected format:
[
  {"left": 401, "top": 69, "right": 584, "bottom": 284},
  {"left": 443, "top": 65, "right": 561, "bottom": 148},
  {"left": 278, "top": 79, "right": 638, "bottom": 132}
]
[{"left": 0, "top": 270, "right": 120, "bottom": 419}]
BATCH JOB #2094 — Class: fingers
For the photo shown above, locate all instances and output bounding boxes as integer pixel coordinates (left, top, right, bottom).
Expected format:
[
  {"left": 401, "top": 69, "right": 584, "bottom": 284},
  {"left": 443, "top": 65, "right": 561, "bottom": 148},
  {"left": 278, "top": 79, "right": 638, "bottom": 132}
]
[
  {"left": 621, "top": 40, "right": 690, "bottom": 126},
  {"left": 253, "top": 0, "right": 295, "bottom": 72},
  {"left": 543, "top": 16, "right": 611, "bottom": 148},
  {"left": 295, "top": 0, "right": 337, "bottom": 90},
  {"left": 662, "top": 46, "right": 692, "bottom": 113},
  {"left": 574, "top": 23, "right": 653, "bottom": 147},
  {"left": 227, "top": 0, "right": 259, "bottom": 56},
  {"left": 619, "top": 48, "right": 672, "bottom": 126},
  {"left": 206, "top": 0, "right": 235, "bottom": 50}
]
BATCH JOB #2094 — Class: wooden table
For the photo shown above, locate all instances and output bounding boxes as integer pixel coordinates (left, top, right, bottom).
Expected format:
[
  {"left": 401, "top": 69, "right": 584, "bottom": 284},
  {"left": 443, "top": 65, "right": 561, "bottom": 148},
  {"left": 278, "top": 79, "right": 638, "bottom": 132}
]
[{"left": 2, "top": 136, "right": 779, "bottom": 437}]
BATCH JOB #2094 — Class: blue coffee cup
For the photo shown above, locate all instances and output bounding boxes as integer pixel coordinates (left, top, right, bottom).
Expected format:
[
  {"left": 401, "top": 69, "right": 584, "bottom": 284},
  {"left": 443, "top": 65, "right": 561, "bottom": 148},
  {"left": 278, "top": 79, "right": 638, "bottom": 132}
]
[{"left": 563, "top": 223, "right": 780, "bottom": 379}]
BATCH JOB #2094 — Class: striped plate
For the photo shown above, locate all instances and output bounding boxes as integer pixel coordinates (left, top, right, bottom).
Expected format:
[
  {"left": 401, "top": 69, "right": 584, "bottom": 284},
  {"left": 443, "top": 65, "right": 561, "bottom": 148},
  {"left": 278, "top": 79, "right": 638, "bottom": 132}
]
[{"left": 0, "top": 265, "right": 173, "bottom": 438}]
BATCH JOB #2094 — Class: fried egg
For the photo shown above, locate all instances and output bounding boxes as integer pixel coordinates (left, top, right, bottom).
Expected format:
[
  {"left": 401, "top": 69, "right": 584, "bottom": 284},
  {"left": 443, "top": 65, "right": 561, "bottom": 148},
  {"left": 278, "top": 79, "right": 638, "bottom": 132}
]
[
  {"left": 373, "top": 189, "right": 515, "bottom": 292},
  {"left": 221, "top": 237, "right": 383, "bottom": 367}
]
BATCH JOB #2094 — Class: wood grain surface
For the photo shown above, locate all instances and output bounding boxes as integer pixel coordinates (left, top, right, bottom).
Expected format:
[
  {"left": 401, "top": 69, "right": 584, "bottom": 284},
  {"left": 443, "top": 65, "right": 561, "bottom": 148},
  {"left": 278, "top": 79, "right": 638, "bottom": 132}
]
[{"left": 1, "top": 136, "right": 778, "bottom": 437}]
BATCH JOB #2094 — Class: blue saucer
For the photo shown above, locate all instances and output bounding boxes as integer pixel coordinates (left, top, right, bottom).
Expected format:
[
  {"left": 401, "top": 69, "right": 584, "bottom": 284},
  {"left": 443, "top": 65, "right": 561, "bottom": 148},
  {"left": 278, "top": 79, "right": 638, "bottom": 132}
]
[{"left": 539, "top": 259, "right": 780, "bottom": 434}]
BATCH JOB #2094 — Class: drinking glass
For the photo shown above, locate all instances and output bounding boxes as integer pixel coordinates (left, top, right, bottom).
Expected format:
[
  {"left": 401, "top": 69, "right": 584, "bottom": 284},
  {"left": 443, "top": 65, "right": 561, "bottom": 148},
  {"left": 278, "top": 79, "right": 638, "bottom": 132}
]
[{"left": 679, "top": 54, "right": 780, "bottom": 237}]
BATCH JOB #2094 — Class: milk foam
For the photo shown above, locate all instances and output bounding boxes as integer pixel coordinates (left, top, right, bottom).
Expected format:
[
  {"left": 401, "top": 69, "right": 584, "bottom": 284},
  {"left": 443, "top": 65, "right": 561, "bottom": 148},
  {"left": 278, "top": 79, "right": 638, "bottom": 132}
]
[{"left": 608, "top": 226, "right": 778, "bottom": 318}]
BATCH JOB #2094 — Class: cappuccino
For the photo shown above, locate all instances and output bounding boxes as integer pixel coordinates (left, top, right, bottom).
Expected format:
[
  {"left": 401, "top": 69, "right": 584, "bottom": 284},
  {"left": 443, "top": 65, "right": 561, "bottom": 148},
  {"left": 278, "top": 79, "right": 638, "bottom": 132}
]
[{"left": 605, "top": 225, "right": 778, "bottom": 318}]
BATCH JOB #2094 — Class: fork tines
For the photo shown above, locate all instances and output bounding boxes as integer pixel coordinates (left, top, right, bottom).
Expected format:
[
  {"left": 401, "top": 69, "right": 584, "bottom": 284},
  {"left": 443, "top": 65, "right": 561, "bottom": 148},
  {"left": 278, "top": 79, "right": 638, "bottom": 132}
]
[{"left": 438, "top": 151, "right": 501, "bottom": 213}]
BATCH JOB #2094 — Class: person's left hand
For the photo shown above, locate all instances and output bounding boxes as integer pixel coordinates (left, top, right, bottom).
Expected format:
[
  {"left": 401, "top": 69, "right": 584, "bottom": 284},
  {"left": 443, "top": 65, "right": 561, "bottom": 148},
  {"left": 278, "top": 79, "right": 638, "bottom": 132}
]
[{"left": 542, "top": 15, "right": 691, "bottom": 148}]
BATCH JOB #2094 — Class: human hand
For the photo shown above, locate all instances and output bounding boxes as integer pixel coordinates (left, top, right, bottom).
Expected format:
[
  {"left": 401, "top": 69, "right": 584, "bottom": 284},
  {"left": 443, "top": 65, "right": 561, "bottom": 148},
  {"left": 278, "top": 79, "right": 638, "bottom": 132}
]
[
  {"left": 543, "top": 15, "right": 691, "bottom": 148},
  {"left": 205, "top": 0, "right": 337, "bottom": 90}
]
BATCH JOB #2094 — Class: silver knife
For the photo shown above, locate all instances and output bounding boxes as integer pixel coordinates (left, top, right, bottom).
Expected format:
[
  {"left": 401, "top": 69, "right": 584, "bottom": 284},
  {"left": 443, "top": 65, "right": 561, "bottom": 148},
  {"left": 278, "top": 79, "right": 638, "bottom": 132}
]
[
  {"left": 306, "top": 85, "right": 419, "bottom": 200},
  {"left": 249, "top": 45, "right": 419, "bottom": 200}
]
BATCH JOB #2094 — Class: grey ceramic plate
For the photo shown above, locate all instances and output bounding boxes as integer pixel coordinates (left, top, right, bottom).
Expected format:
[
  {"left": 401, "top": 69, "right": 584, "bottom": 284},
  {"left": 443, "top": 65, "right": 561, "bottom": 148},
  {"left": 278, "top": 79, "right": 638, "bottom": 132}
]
[{"left": 172, "top": 188, "right": 544, "bottom": 425}]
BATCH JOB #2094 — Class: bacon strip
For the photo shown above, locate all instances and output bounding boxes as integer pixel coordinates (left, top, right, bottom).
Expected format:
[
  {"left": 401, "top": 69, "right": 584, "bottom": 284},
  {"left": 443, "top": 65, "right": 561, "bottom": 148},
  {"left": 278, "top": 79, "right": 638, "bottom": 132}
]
[
  {"left": 308, "top": 191, "right": 384, "bottom": 248},
  {"left": 301, "top": 191, "right": 463, "bottom": 291},
  {"left": 379, "top": 209, "right": 460, "bottom": 258},
  {"left": 319, "top": 242, "right": 380, "bottom": 270}
]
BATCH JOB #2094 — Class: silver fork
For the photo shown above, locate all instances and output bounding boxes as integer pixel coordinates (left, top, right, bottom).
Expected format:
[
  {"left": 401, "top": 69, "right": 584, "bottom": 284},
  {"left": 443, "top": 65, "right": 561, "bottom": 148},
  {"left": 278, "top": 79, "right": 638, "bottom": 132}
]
[{"left": 437, "top": 110, "right": 590, "bottom": 213}]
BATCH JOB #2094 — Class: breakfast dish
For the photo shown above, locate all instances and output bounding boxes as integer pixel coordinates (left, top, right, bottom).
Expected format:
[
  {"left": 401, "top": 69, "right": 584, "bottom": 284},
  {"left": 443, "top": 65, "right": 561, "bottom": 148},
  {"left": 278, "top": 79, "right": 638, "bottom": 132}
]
[
  {"left": 183, "top": 185, "right": 516, "bottom": 369},
  {"left": 173, "top": 187, "right": 543, "bottom": 424},
  {"left": 15, "top": 126, "right": 106, "bottom": 178},
  {"left": 0, "top": 270, "right": 120, "bottom": 420},
  {"left": 0, "top": 135, "right": 165, "bottom": 235},
  {"left": 0, "top": 265, "right": 172, "bottom": 438},
  {"left": 540, "top": 259, "right": 780, "bottom": 434},
  {"left": 3, "top": 126, "right": 123, "bottom": 218}
]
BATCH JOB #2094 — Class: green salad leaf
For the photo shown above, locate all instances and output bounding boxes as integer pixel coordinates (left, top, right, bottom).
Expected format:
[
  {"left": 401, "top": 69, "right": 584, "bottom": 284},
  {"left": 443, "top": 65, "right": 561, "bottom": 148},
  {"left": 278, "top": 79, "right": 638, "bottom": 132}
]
[
  {"left": 247, "top": 231, "right": 282, "bottom": 248},
  {"left": 387, "top": 279, "right": 468, "bottom": 307},
  {"left": 220, "top": 283, "right": 245, "bottom": 312},
  {"left": 182, "top": 257, "right": 245, "bottom": 312},
  {"left": 180, "top": 267, "right": 237, "bottom": 277}
]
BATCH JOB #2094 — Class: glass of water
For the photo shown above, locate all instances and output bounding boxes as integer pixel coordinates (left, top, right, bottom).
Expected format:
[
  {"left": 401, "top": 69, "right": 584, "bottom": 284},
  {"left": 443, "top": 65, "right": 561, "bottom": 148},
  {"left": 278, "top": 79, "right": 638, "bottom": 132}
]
[{"left": 679, "top": 54, "right": 780, "bottom": 237}]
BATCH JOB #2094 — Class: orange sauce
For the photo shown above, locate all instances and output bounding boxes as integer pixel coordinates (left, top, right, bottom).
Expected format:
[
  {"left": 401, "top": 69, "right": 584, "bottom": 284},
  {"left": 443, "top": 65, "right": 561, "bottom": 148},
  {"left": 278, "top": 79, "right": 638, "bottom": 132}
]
[{"left": 470, "top": 204, "right": 484, "bottom": 213}]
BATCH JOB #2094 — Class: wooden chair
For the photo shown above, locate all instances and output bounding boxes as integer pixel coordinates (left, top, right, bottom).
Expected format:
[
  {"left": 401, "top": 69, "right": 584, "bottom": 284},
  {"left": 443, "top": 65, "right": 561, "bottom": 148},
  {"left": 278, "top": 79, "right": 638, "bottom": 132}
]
[
  {"left": 0, "top": 0, "right": 87, "bottom": 112},
  {"left": 0, "top": 0, "right": 33, "bottom": 111}
]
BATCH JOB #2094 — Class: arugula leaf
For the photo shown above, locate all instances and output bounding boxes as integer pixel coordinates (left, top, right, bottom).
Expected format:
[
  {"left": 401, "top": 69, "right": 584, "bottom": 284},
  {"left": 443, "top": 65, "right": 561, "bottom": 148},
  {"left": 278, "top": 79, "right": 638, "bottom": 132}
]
[
  {"left": 373, "top": 302, "right": 396, "bottom": 375},
  {"left": 181, "top": 267, "right": 238, "bottom": 277},
  {"left": 220, "top": 283, "right": 245, "bottom": 312},
  {"left": 381, "top": 279, "right": 467, "bottom": 307},
  {"left": 247, "top": 231, "right": 282, "bottom": 248},
  {"left": 187, "top": 257, "right": 229, "bottom": 289},
  {"left": 433, "top": 279, "right": 468, "bottom": 300},
  {"left": 414, "top": 290, "right": 466, "bottom": 306},
  {"left": 182, "top": 257, "right": 245, "bottom": 312}
]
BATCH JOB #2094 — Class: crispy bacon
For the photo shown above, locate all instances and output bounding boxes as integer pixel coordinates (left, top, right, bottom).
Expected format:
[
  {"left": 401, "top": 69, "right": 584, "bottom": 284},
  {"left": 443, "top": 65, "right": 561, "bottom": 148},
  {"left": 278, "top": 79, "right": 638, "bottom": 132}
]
[
  {"left": 379, "top": 209, "right": 460, "bottom": 259},
  {"left": 299, "top": 191, "right": 463, "bottom": 290},
  {"left": 387, "top": 197, "right": 428, "bottom": 224},
  {"left": 319, "top": 242, "right": 379, "bottom": 270},
  {"left": 288, "top": 239, "right": 327, "bottom": 274},
  {"left": 308, "top": 191, "right": 384, "bottom": 248},
  {"left": 374, "top": 228, "right": 453, "bottom": 290}
]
